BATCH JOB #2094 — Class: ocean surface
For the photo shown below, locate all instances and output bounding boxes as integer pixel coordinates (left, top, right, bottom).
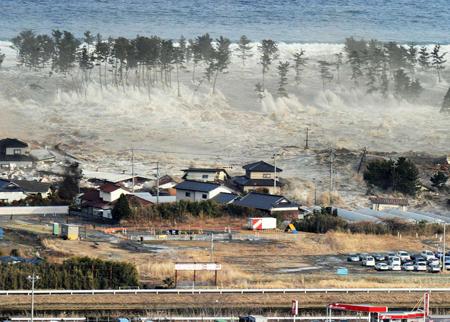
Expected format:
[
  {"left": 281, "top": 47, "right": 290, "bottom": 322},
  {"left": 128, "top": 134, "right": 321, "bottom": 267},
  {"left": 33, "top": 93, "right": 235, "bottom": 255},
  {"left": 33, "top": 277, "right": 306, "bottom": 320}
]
[{"left": 1, "top": 0, "right": 450, "bottom": 43}]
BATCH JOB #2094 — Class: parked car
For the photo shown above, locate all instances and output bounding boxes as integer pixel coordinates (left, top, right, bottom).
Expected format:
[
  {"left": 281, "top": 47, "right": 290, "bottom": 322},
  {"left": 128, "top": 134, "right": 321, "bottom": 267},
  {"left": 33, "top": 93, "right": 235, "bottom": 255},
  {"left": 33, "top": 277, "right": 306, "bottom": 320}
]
[
  {"left": 390, "top": 264, "right": 401, "bottom": 271},
  {"left": 428, "top": 257, "right": 440, "bottom": 266},
  {"left": 347, "top": 254, "right": 360, "bottom": 262},
  {"left": 388, "top": 256, "right": 401, "bottom": 266},
  {"left": 421, "top": 250, "right": 435, "bottom": 260},
  {"left": 414, "top": 256, "right": 426, "bottom": 263},
  {"left": 428, "top": 264, "right": 441, "bottom": 273},
  {"left": 444, "top": 260, "right": 450, "bottom": 270},
  {"left": 396, "top": 251, "right": 411, "bottom": 262},
  {"left": 373, "top": 253, "right": 386, "bottom": 261},
  {"left": 415, "top": 261, "right": 427, "bottom": 271},
  {"left": 363, "top": 256, "right": 375, "bottom": 267},
  {"left": 402, "top": 262, "right": 415, "bottom": 271},
  {"left": 375, "top": 262, "right": 389, "bottom": 271}
]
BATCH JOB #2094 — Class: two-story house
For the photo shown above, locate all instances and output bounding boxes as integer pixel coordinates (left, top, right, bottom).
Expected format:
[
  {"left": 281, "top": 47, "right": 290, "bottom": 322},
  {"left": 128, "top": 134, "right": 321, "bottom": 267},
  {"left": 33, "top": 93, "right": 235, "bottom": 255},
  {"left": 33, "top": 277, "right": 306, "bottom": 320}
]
[
  {"left": 181, "top": 168, "right": 230, "bottom": 183},
  {"left": 232, "top": 160, "right": 283, "bottom": 194},
  {"left": 0, "top": 138, "right": 33, "bottom": 168}
]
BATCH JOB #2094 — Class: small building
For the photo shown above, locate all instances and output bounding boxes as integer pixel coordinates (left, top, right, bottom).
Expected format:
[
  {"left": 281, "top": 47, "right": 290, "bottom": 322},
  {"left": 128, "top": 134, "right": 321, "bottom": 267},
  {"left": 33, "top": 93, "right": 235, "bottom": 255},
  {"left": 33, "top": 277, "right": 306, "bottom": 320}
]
[
  {"left": 370, "top": 197, "right": 408, "bottom": 211},
  {"left": 0, "top": 179, "right": 27, "bottom": 203},
  {"left": 83, "top": 170, "right": 151, "bottom": 190},
  {"left": 60, "top": 224, "right": 79, "bottom": 240},
  {"left": 175, "top": 180, "right": 234, "bottom": 202},
  {"left": 182, "top": 168, "right": 230, "bottom": 183},
  {"left": 0, "top": 138, "right": 34, "bottom": 168},
  {"left": 233, "top": 160, "right": 283, "bottom": 195},
  {"left": 11, "top": 180, "right": 52, "bottom": 198},
  {"left": 233, "top": 192, "right": 299, "bottom": 218}
]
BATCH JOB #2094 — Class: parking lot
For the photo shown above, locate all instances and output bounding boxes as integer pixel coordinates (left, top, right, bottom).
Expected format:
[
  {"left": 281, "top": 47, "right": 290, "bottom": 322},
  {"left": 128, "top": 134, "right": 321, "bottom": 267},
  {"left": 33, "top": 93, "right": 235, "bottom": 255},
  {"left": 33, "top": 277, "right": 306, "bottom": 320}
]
[{"left": 346, "top": 250, "right": 450, "bottom": 274}]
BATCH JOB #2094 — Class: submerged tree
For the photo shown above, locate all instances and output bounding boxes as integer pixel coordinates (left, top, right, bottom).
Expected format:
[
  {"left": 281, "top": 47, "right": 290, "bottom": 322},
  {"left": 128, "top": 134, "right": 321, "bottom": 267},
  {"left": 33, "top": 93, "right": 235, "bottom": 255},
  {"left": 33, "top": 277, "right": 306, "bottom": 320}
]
[
  {"left": 431, "top": 44, "right": 447, "bottom": 82},
  {"left": 277, "top": 61, "right": 290, "bottom": 97},
  {"left": 431, "top": 171, "right": 448, "bottom": 189},
  {"left": 348, "top": 50, "right": 363, "bottom": 84},
  {"left": 209, "top": 36, "right": 231, "bottom": 93},
  {"left": 441, "top": 87, "right": 450, "bottom": 113},
  {"left": 292, "top": 49, "right": 307, "bottom": 86},
  {"left": 0, "top": 50, "right": 4, "bottom": 68},
  {"left": 236, "top": 35, "right": 253, "bottom": 67},
  {"left": 418, "top": 46, "right": 430, "bottom": 70},
  {"left": 335, "top": 52, "right": 344, "bottom": 82},
  {"left": 318, "top": 60, "right": 333, "bottom": 90},
  {"left": 258, "top": 39, "right": 278, "bottom": 90}
]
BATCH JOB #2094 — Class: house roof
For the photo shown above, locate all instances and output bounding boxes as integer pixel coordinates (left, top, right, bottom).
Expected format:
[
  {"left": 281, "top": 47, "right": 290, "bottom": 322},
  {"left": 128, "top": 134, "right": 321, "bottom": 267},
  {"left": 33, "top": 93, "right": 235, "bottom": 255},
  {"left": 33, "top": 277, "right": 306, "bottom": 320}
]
[
  {"left": 83, "top": 170, "right": 150, "bottom": 184},
  {"left": 11, "top": 180, "right": 51, "bottom": 194},
  {"left": 243, "top": 160, "right": 282, "bottom": 172},
  {"left": 369, "top": 197, "right": 408, "bottom": 206},
  {"left": 175, "top": 180, "right": 222, "bottom": 192},
  {"left": 182, "top": 168, "right": 228, "bottom": 173},
  {"left": 0, "top": 138, "right": 28, "bottom": 149},
  {"left": 233, "top": 176, "right": 283, "bottom": 187},
  {"left": 158, "top": 175, "right": 176, "bottom": 186},
  {"left": 212, "top": 192, "right": 239, "bottom": 204},
  {"left": 99, "top": 183, "right": 127, "bottom": 193},
  {"left": 0, "top": 179, "right": 22, "bottom": 192},
  {"left": 234, "top": 192, "right": 299, "bottom": 211},
  {"left": 81, "top": 190, "right": 111, "bottom": 209},
  {"left": 132, "top": 192, "right": 176, "bottom": 204}
]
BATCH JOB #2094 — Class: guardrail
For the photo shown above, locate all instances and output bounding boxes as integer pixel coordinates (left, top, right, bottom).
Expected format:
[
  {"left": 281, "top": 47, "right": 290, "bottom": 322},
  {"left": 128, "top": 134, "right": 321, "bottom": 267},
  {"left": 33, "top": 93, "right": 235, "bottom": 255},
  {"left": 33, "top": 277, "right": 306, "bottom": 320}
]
[{"left": 0, "top": 287, "right": 449, "bottom": 296}]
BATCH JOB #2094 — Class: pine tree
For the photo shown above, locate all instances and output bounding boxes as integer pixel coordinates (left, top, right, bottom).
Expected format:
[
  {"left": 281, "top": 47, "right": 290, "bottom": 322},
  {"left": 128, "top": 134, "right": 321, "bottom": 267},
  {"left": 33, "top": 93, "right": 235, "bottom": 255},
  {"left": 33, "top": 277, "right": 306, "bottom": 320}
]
[
  {"left": 418, "top": 46, "right": 430, "bottom": 70},
  {"left": 348, "top": 50, "right": 363, "bottom": 84},
  {"left": 335, "top": 52, "right": 344, "bottom": 82},
  {"left": 173, "top": 45, "right": 185, "bottom": 97},
  {"left": 393, "top": 69, "right": 411, "bottom": 98},
  {"left": 318, "top": 60, "right": 333, "bottom": 90},
  {"left": 277, "top": 61, "right": 290, "bottom": 97},
  {"left": 112, "top": 194, "right": 131, "bottom": 222},
  {"left": 0, "top": 50, "right": 4, "bottom": 68},
  {"left": 292, "top": 49, "right": 307, "bottom": 85},
  {"left": 258, "top": 39, "right": 278, "bottom": 90},
  {"left": 380, "top": 64, "right": 389, "bottom": 97},
  {"left": 431, "top": 44, "right": 447, "bottom": 82},
  {"left": 236, "top": 35, "right": 253, "bottom": 67},
  {"left": 211, "top": 36, "right": 231, "bottom": 94},
  {"left": 366, "top": 64, "right": 378, "bottom": 93},
  {"left": 441, "top": 87, "right": 450, "bottom": 113},
  {"left": 406, "top": 43, "right": 417, "bottom": 78}
]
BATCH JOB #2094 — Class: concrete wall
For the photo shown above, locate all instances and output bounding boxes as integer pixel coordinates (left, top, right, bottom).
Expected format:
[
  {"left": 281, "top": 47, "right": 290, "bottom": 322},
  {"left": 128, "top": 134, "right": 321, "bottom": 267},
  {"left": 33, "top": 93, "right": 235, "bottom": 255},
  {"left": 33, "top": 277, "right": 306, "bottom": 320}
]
[
  {"left": 371, "top": 204, "right": 407, "bottom": 211},
  {"left": 0, "top": 206, "right": 69, "bottom": 215},
  {"left": 0, "top": 191, "right": 28, "bottom": 203}
]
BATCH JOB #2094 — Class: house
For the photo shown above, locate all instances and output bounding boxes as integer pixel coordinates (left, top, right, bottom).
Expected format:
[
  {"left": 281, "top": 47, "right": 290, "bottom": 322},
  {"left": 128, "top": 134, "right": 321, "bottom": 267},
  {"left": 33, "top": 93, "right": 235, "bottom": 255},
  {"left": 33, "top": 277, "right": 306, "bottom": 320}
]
[
  {"left": 0, "top": 179, "right": 52, "bottom": 204},
  {"left": 0, "top": 138, "right": 33, "bottom": 168},
  {"left": 232, "top": 160, "right": 283, "bottom": 194},
  {"left": 0, "top": 179, "right": 27, "bottom": 203},
  {"left": 154, "top": 175, "right": 178, "bottom": 195},
  {"left": 211, "top": 192, "right": 239, "bottom": 204},
  {"left": 181, "top": 168, "right": 230, "bottom": 183},
  {"left": 83, "top": 170, "right": 151, "bottom": 190},
  {"left": 233, "top": 192, "right": 300, "bottom": 218},
  {"left": 78, "top": 189, "right": 113, "bottom": 219},
  {"left": 369, "top": 197, "right": 408, "bottom": 211},
  {"left": 174, "top": 180, "right": 234, "bottom": 202},
  {"left": 99, "top": 183, "right": 130, "bottom": 202},
  {"left": 132, "top": 192, "right": 176, "bottom": 204}
]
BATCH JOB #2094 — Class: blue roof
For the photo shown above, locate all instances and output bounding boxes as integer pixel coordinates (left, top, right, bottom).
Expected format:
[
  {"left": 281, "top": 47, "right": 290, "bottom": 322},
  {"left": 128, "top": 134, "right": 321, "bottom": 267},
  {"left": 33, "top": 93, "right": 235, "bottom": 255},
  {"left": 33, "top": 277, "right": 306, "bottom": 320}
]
[
  {"left": 212, "top": 192, "right": 238, "bottom": 204},
  {"left": 175, "top": 180, "right": 221, "bottom": 192},
  {"left": 234, "top": 192, "right": 299, "bottom": 211},
  {"left": 0, "top": 179, "right": 22, "bottom": 192}
]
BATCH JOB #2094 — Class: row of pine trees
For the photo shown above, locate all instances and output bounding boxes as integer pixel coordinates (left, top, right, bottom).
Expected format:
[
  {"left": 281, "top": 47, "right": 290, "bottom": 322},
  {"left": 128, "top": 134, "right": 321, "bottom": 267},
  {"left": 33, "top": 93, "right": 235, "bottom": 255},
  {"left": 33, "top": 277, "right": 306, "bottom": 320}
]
[{"left": 2, "top": 30, "right": 450, "bottom": 110}]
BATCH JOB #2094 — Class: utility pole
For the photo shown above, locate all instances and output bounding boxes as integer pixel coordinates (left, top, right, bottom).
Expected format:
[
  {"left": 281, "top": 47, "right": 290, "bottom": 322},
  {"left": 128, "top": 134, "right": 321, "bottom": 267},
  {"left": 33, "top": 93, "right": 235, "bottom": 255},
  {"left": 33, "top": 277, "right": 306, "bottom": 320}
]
[
  {"left": 329, "top": 148, "right": 335, "bottom": 206},
  {"left": 156, "top": 161, "right": 160, "bottom": 205},
  {"left": 357, "top": 147, "right": 367, "bottom": 173},
  {"left": 443, "top": 223, "right": 446, "bottom": 271},
  {"left": 210, "top": 233, "right": 214, "bottom": 261},
  {"left": 304, "top": 127, "right": 309, "bottom": 150},
  {"left": 273, "top": 152, "right": 281, "bottom": 192},
  {"left": 131, "top": 148, "right": 135, "bottom": 193},
  {"left": 27, "top": 273, "right": 40, "bottom": 322},
  {"left": 313, "top": 178, "right": 317, "bottom": 205},
  {"left": 392, "top": 161, "right": 397, "bottom": 192}
]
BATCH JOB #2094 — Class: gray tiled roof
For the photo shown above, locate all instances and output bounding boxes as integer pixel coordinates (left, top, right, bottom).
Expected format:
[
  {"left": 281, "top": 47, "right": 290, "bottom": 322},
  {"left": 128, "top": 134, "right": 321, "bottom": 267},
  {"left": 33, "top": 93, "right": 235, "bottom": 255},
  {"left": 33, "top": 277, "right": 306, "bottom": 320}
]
[
  {"left": 212, "top": 192, "right": 238, "bottom": 204},
  {"left": 234, "top": 192, "right": 298, "bottom": 211},
  {"left": 232, "top": 175, "right": 283, "bottom": 187},
  {"left": 243, "top": 160, "right": 282, "bottom": 172},
  {"left": 11, "top": 180, "right": 52, "bottom": 193},
  {"left": 0, "top": 138, "right": 28, "bottom": 148},
  {"left": 175, "top": 180, "right": 221, "bottom": 192}
]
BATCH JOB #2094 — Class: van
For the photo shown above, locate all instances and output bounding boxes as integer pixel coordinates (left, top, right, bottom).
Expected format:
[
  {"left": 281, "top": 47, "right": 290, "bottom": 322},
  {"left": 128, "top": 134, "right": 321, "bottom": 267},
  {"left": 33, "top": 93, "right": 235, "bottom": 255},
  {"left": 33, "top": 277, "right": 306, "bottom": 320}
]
[{"left": 389, "top": 256, "right": 401, "bottom": 266}]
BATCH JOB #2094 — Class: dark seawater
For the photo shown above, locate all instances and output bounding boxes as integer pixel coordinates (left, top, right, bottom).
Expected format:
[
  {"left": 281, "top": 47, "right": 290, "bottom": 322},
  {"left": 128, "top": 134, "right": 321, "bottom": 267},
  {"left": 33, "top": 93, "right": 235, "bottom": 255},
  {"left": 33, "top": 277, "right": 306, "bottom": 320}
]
[{"left": 1, "top": 0, "right": 450, "bottom": 43}]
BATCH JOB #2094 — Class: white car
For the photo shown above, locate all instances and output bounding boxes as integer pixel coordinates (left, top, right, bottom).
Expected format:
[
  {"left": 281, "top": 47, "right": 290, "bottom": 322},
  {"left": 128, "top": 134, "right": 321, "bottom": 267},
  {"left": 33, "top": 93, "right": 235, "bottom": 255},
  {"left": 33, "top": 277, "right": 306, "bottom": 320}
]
[
  {"left": 428, "top": 264, "right": 441, "bottom": 273},
  {"left": 421, "top": 250, "right": 435, "bottom": 261},
  {"left": 375, "top": 263, "right": 389, "bottom": 271},
  {"left": 363, "top": 256, "right": 375, "bottom": 267},
  {"left": 415, "top": 261, "right": 427, "bottom": 271},
  {"left": 389, "top": 256, "right": 401, "bottom": 266},
  {"left": 390, "top": 264, "right": 401, "bottom": 271},
  {"left": 396, "top": 251, "right": 411, "bottom": 262},
  {"left": 428, "top": 257, "right": 440, "bottom": 266},
  {"left": 402, "top": 262, "right": 415, "bottom": 271}
]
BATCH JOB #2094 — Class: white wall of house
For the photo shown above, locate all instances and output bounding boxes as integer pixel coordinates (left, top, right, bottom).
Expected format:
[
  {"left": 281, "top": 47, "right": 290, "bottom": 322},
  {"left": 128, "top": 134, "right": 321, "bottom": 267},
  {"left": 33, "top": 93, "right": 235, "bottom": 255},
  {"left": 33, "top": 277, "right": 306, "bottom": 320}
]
[
  {"left": 100, "top": 188, "right": 129, "bottom": 202},
  {"left": 183, "top": 171, "right": 227, "bottom": 182},
  {"left": 0, "top": 191, "right": 30, "bottom": 203},
  {"left": 5, "top": 147, "right": 27, "bottom": 156},
  {"left": 176, "top": 186, "right": 232, "bottom": 202},
  {"left": 247, "top": 171, "right": 275, "bottom": 179},
  {"left": 371, "top": 203, "right": 407, "bottom": 211}
]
